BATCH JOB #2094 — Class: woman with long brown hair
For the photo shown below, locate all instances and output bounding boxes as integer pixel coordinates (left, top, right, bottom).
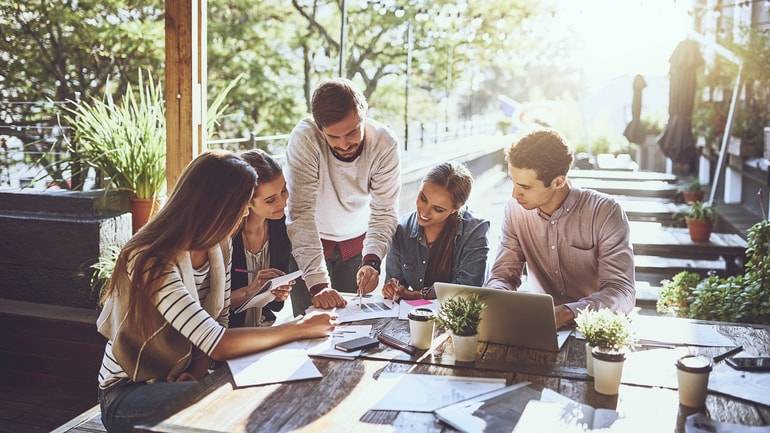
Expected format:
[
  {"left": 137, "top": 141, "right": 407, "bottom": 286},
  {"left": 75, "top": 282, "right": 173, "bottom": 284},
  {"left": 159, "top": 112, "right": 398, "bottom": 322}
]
[
  {"left": 229, "top": 149, "right": 303, "bottom": 327},
  {"left": 96, "top": 150, "right": 335, "bottom": 433},
  {"left": 383, "top": 161, "right": 490, "bottom": 301}
]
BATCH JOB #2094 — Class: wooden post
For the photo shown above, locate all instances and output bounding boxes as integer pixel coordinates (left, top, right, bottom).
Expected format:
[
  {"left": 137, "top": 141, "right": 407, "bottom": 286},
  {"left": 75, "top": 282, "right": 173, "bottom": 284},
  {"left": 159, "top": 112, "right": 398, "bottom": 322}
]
[{"left": 165, "top": 0, "right": 207, "bottom": 192}]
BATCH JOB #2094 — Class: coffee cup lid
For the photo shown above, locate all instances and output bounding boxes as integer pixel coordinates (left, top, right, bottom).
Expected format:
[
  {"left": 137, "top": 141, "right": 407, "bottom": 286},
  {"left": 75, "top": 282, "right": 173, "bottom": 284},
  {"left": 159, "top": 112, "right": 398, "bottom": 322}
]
[
  {"left": 408, "top": 308, "right": 435, "bottom": 321},
  {"left": 676, "top": 355, "right": 713, "bottom": 373}
]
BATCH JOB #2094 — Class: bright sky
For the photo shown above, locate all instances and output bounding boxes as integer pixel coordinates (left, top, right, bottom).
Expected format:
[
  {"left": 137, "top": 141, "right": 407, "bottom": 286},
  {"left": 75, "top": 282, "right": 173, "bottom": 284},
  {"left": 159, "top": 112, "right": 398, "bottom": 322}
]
[{"left": 553, "top": 0, "right": 695, "bottom": 89}]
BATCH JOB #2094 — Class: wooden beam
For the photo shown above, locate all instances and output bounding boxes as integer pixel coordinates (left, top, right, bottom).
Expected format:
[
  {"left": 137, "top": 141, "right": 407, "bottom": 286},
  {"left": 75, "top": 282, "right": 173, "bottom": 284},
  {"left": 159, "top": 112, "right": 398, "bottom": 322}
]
[{"left": 165, "top": 0, "right": 207, "bottom": 192}]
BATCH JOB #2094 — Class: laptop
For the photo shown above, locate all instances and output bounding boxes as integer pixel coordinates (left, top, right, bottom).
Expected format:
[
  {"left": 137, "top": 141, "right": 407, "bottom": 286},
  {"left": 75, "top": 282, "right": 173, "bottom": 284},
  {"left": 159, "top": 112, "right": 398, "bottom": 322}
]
[{"left": 434, "top": 283, "right": 571, "bottom": 352}]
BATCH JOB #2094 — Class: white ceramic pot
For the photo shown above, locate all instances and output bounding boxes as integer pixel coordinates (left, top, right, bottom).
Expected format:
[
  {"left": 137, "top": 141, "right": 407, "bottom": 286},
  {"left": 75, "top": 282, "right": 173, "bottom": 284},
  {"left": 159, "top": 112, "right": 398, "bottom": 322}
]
[
  {"left": 592, "top": 348, "right": 626, "bottom": 395},
  {"left": 451, "top": 332, "right": 478, "bottom": 362},
  {"left": 585, "top": 342, "right": 594, "bottom": 376}
]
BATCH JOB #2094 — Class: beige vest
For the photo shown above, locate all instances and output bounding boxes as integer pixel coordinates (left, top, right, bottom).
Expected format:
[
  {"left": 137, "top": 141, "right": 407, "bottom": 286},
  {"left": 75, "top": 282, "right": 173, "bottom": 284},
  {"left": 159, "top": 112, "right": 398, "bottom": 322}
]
[{"left": 96, "top": 241, "right": 229, "bottom": 383}]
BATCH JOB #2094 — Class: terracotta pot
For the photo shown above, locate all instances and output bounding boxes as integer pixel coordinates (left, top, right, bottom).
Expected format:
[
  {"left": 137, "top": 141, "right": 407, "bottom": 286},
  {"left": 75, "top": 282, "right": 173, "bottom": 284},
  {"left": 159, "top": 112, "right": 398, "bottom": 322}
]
[
  {"left": 682, "top": 190, "right": 704, "bottom": 204},
  {"left": 130, "top": 197, "right": 157, "bottom": 233},
  {"left": 686, "top": 218, "right": 713, "bottom": 243}
]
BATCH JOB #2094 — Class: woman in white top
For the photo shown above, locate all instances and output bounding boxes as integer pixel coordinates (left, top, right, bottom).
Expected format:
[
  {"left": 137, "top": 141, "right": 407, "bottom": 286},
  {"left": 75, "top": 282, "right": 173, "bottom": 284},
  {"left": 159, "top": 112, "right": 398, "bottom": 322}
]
[{"left": 96, "top": 150, "right": 336, "bottom": 433}]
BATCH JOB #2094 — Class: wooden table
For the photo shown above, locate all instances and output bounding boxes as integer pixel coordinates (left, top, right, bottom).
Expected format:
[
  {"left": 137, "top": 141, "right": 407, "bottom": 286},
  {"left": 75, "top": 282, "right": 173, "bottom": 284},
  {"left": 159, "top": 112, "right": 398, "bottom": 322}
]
[
  {"left": 630, "top": 221, "right": 748, "bottom": 275},
  {"left": 569, "top": 169, "right": 677, "bottom": 184},
  {"left": 571, "top": 178, "right": 679, "bottom": 200},
  {"left": 88, "top": 315, "right": 770, "bottom": 433}
]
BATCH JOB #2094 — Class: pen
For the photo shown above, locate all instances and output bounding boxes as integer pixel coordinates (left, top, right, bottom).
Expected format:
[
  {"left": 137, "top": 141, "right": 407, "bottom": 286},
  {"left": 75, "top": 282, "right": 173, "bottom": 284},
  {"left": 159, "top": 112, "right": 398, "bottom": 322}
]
[
  {"left": 713, "top": 345, "right": 743, "bottom": 363},
  {"left": 234, "top": 268, "right": 259, "bottom": 274}
]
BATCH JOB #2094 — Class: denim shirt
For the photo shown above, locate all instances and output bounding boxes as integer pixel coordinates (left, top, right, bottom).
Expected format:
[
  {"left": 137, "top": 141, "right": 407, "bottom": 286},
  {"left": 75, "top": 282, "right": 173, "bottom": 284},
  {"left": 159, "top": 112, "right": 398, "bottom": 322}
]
[{"left": 385, "top": 209, "right": 490, "bottom": 295}]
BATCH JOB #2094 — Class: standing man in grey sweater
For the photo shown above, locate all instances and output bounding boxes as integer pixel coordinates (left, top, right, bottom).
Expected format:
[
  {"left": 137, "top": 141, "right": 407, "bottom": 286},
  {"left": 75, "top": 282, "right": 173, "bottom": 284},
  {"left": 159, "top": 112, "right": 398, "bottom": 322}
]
[{"left": 286, "top": 78, "right": 401, "bottom": 311}]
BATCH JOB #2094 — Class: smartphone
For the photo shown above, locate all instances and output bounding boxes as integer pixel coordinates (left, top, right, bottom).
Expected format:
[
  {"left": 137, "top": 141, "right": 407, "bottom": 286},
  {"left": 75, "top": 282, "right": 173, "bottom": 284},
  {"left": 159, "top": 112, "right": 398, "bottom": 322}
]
[
  {"left": 334, "top": 336, "right": 379, "bottom": 352},
  {"left": 378, "top": 333, "right": 419, "bottom": 356},
  {"left": 725, "top": 357, "right": 770, "bottom": 371}
]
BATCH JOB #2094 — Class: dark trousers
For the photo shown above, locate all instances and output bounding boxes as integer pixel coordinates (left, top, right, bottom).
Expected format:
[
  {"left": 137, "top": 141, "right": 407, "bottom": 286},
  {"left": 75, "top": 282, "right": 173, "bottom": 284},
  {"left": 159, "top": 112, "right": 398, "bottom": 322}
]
[
  {"left": 290, "top": 248, "right": 361, "bottom": 316},
  {"left": 98, "top": 380, "right": 205, "bottom": 433}
]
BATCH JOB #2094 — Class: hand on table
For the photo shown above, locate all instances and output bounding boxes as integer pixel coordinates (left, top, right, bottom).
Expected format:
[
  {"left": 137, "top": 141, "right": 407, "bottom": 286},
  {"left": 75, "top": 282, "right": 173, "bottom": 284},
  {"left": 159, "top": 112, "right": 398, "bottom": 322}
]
[
  {"left": 297, "top": 311, "right": 338, "bottom": 338},
  {"left": 382, "top": 278, "right": 421, "bottom": 301},
  {"left": 312, "top": 287, "right": 347, "bottom": 309}
]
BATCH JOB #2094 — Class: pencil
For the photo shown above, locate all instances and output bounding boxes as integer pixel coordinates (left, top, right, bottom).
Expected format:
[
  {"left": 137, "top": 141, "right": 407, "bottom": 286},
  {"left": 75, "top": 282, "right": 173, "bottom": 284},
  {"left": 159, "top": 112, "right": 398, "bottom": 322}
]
[
  {"left": 713, "top": 345, "right": 743, "bottom": 363},
  {"left": 234, "top": 268, "right": 258, "bottom": 274}
]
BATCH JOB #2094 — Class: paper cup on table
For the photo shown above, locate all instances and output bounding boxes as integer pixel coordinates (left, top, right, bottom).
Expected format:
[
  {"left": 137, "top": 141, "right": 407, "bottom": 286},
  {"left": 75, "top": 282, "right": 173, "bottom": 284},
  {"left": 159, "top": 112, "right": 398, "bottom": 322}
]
[
  {"left": 676, "top": 355, "right": 713, "bottom": 407},
  {"left": 592, "top": 348, "right": 626, "bottom": 395},
  {"left": 408, "top": 308, "right": 435, "bottom": 350}
]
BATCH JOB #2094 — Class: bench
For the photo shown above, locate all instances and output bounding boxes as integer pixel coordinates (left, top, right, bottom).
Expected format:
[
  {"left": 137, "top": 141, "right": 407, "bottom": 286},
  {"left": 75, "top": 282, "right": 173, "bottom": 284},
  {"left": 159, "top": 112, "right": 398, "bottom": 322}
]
[
  {"left": 571, "top": 178, "right": 679, "bottom": 200},
  {"left": 569, "top": 169, "right": 677, "bottom": 184}
]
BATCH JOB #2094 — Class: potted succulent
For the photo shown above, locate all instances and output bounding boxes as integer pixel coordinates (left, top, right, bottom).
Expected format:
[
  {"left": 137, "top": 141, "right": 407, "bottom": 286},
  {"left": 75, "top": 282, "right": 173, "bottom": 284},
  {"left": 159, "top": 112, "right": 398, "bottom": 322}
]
[
  {"left": 435, "top": 295, "right": 484, "bottom": 362},
  {"left": 64, "top": 70, "right": 166, "bottom": 233},
  {"left": 681, "top": 178, "right": 705, "bottom": 204},
  {"left": 578, "top": 309, "right": 633, "bottom": 395},
  {"left": 685, "top": 201, "right": 715, "bottom": 243}
]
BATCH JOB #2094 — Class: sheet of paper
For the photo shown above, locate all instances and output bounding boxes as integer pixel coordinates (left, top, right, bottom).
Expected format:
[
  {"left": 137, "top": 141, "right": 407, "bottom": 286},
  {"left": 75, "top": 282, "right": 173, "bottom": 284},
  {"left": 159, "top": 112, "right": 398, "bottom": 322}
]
[
  {"left": 621, "top": 347, "right": 690, "bottom": 389},
  {"left": 405, "top": 299, "right": 433, "bottom": 306},
  {"left": 557, "top": 329, "right": 572, "bottom": 350},
  {"left": 227, "top": 346, "right": 322, "bottom": 388},
  {"left": 708, "top": 362, "right": 770, "bottom": 407},
  {"left": 632, "top": 315, "right": 734, "bottom": 347},
  {"left": 305, "top": 325, "right": 373, "bottom": 360},
  {"left": 686, "top": 413, "right": 770, "bottom": 433},
  {"left": 234, "top": 270, "right": 303, "bottom": 314},
  {"left": 433, "top": 382, "right": 537, "bottom": 433},
  {"left": 371, "top": 373, "right": 506, "bottom": 412},
  {"left": 513, "top": 400, "right": 596, "bottom": 433},
  {"left": 306, "top": 293, "right": 398, "bottom": 323},
  {"left": 398, "top": 299, "right": 439, "bottom": 320}
]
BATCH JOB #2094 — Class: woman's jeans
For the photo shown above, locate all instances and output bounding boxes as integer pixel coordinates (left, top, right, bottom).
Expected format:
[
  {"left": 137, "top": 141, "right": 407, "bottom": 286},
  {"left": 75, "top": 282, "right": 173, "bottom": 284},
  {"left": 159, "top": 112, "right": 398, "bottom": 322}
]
[{"left": 98, "top": 380, "right": 199, "bottom": 433}]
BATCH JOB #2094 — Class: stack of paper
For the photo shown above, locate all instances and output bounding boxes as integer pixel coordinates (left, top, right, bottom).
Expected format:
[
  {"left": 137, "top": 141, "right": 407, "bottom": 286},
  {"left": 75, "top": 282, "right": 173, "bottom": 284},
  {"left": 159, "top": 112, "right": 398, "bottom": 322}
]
[
  {"left": 306, "top": 294, "right": 399, "bottom": 323},
  {"left": 632, "top": 315, "right": 734, "bottom": 347},
  {"left": 371, "top": 373, "right": 506, "bottom": 412},
  {"left": 227, "top": 346, "right": 322, "bottom": 388},
  {"left": 305, "top": 325, "right": 373, "bottom": 360}
]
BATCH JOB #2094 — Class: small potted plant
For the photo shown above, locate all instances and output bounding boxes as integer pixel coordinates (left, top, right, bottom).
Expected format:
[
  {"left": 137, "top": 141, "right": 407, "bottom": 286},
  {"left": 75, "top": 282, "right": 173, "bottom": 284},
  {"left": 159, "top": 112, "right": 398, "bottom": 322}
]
[
  {"left": 681, "top": 178, "right": 705, "bottom": 204},
  {"left": 435, "top": 294, "right": 484, "bottom": 362},
  {"left": 585, "top": 309, "right": 634, "bottom": 395},
  {"left": 685, "top": 201, "right": 715, "bottom": 243}
]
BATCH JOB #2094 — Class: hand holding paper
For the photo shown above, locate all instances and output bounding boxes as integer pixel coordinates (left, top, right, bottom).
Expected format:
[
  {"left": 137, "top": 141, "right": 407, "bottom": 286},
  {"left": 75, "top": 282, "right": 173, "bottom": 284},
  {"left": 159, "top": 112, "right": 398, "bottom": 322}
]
[{"left": 235, "top": 270, "right": 303, "bottom": 314}]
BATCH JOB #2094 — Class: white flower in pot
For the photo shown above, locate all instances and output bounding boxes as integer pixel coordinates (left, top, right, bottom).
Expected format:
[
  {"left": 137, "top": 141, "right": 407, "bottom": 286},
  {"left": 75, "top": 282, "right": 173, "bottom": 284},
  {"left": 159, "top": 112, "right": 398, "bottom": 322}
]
[
  {"left": 580, "top": 308, "right": 634, "bottom": 395},
  {"left": 435, "top": 294, "right": 484, "bottom": 362}
]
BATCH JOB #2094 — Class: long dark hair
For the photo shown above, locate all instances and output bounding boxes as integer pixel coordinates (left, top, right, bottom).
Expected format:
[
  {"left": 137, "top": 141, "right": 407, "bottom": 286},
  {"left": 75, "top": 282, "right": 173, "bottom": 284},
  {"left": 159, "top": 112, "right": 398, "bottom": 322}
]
[
  {"left": 423, "top": 162, "right": 473, "bottom": 287},
  {"left": 240, "top": 149, "right": 282, "bottom": 183},
  {"left": 103, "top": 150, "right": 257, "bottom": 337}
]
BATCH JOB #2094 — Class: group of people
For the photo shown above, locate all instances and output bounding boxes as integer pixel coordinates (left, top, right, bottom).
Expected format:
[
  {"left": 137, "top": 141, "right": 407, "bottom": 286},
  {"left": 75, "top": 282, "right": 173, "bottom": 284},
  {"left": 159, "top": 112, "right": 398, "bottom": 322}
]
[{"left": 95, "top": 78, "right": 636, "bottom": 433}]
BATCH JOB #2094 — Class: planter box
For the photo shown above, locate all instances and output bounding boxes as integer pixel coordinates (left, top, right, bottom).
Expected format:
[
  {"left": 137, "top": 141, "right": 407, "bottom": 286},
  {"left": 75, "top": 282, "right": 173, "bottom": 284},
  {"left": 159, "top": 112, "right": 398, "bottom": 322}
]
[{"left": 0, "top": 189, "right": 131, "bottom": 308}]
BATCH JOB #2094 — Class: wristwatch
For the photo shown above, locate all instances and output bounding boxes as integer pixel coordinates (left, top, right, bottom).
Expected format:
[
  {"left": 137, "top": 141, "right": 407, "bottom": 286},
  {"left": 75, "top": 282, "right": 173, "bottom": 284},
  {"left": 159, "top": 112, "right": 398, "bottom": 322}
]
[{"left": 361, "top": 254, "right": 381, "bottom": 274}]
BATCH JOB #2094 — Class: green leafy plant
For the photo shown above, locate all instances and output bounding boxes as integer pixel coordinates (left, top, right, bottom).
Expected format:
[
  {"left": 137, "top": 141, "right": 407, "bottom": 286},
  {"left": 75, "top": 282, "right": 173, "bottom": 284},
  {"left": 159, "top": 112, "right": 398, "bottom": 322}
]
[
  {"left": 640, "top": 116, "right": 663, "bottom": 136},
  {"left": 435, "top": 295, "right": 484, "bottom": 336},
  {"left": 63, "top": 70, "right": 166, "bottom": 200},
  {"left": 575, "top": 308, "right": 634, "bottom": 351},
  {"left": 686, "top": 201, "right": 715, "bottom": 222},
  {"left": 656, "top": 271, "right": 703, "bottom": 316},
  {"left": 90, "top": 244, "right": 122, "bottom": 298},
  {"left": 682, "top": 178, "right": 704, "bottom": 193}
]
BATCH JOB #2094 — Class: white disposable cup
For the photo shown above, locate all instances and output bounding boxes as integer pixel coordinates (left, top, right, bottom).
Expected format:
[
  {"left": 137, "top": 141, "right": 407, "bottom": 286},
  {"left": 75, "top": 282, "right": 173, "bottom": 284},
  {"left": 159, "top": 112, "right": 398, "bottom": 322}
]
[
  {"left": 592, "top": 348, "right": 626, "bottom": 395},
  {"left": 676, "top": 355, "right": 712, "bottom": 407},
  {"left": 408, "top": 308, "right": 434, "bottom": 350}
]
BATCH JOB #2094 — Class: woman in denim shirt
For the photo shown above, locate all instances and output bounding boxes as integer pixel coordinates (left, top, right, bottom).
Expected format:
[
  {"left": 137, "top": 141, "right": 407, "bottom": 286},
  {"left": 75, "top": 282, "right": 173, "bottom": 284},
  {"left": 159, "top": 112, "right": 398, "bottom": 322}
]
[{"left": 383, "top": 162, "right": 490, "bottom": 300}]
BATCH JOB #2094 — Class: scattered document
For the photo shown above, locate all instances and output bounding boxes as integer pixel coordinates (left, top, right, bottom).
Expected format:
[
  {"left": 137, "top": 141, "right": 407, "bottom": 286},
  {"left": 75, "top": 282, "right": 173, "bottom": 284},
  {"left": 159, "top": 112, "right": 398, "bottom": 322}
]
[
  {"left": 686, "top": 413, "right": 770, "bottom": 433},
  {"left": 434, "top": 382, "right": 540, "bottom": 433},
  {"left": 708, "top": 362, "right": 770, "bottom": 407},
  {"left": 227, "top": 346, "right": 322, "bottom": 388},
  {"left": 234, "top": 270, "right": 303, "bottom": 314},
  {"left": 306, "top": 293, "right": 399, "bottom": 323},
  {"left": 305, "top": 325, "right": 373, "bottom": 360},
  {"left": 621, "top": 347, "right": 690, "bottom": 389},
  {"left": 632, "top": 315, "right": 734, "bottom": 347},
  {"left": 371, "top": 373, "right": 506, "bottom": 412},
  {"left": 513, "top": 400, "right": 620, "bottom": 432},
  {"left": 398, "top": 299, "right": 439, "bottom": 320}
]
